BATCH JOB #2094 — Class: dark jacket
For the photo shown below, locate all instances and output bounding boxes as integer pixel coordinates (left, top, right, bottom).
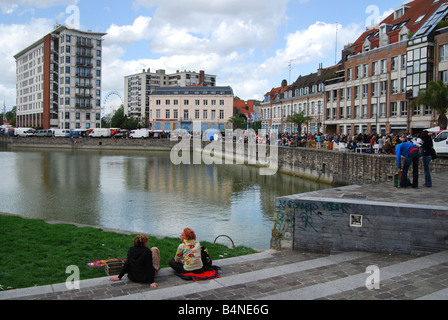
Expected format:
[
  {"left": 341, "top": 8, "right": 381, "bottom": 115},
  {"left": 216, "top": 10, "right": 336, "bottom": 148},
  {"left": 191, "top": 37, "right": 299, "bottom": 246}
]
[
  {"left": 421, "top": 134, "right": 433, "bottom": 157},
  {"left": 118, "top": 246, "right": 155, "bottom": 284}
]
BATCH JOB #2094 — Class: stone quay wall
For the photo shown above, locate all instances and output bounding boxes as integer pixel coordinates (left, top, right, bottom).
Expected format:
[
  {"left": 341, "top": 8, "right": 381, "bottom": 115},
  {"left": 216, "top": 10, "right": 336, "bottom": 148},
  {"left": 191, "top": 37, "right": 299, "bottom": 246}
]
[
  {"left": 272, "top": 190, "right": 448, "bottom": 256},
  {"left": 1, "top": 136, "right": 448, "bottom": 186}
]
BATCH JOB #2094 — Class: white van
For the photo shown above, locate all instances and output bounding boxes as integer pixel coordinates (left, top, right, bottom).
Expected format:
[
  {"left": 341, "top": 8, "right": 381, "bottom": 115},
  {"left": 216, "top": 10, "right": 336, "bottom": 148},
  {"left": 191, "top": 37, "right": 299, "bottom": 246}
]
[
  {"left": 14, "top": 128, "right": 36, "bottom": 137},
  {"left": 433, "top": 130, "right": 448, "bottom": 156},
  {"left": 130, "top": 129, "right": 149, "bottom": 139},
  {"left": 54, "top": 129, "right": 71, "bottom": 138},
  {"left": 89, "top": 128, "right": 111, "bottom": 138}
]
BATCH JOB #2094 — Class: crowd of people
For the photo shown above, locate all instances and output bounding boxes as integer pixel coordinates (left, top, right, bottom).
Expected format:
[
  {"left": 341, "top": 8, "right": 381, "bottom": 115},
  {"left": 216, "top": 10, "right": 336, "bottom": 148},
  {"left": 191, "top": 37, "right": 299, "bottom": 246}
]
[{"left": 275, "top": 131, "right": 434, "bottom": 156}]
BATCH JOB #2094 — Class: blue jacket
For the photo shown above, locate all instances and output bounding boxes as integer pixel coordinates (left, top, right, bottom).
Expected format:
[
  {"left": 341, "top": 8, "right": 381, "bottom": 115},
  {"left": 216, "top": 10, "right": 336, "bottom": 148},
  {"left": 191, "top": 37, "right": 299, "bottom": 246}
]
[{"left": 396, "top": 142, "right": 418, "bottom": 168}]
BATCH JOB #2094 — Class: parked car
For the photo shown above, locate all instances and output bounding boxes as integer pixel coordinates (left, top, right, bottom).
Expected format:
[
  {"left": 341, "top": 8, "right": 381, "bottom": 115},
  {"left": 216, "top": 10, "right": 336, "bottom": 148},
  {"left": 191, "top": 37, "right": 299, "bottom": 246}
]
[
  {"left": 54, "top": 129, "right": 71, "bottom": 138},
  {"left": 433, "top": 130, "right": 448, "bottom": 156},
  {"left": 114, "top": 129, "right": 129, "bottom": 139},
  {"left": 130, "top": 129, "right": 149, "bottom": 139},
  {"left": 14, "top": 128, "right": 36, "bottom": 137},
  {"left": 36, "top": 130, "right": 53, "bottom": 137},
  {"left": 89, "top": 128, "right": 112, "bottom": 138}
]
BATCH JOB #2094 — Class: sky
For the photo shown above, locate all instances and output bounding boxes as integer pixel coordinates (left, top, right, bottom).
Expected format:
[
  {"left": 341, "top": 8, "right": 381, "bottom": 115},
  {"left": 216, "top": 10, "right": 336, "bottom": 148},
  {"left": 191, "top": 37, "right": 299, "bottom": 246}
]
[{"left": 0, "top": 0, "right": 411, "bottom": 113}]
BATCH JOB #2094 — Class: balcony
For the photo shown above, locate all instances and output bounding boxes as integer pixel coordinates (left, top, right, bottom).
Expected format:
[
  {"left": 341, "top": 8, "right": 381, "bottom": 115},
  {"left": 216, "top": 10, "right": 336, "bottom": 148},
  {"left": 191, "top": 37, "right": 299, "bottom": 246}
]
[{"left": 76, "top": 41, "right": 93, "bottom": 48}]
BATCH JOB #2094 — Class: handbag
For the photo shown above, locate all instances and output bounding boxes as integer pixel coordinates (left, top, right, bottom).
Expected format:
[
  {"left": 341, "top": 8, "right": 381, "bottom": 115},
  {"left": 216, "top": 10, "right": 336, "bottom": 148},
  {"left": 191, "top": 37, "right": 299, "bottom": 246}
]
[{"left": 430, "top": 147, "right": 438, "bottom": 160}]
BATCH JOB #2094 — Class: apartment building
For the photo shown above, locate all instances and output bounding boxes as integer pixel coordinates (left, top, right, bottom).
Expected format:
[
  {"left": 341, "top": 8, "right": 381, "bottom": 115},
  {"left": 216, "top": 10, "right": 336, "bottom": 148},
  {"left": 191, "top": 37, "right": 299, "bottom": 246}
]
[
  {"left": 261, "top": 65, "right": 338, "bottom": 135},
  {"left": 148, "top": 86, "right": 234, "bottom": 132},
  {"left": 124, "top": 69, "right": 216, "bottom": 123},
  {"left": 325, "top": 0, "right": 448, "bottom": 136},
  {"left": 261, "top": 0, "right": 448, "bottom": 136},
  {"left": 14, "top": 25, "right": 106, "bottom": 130}
]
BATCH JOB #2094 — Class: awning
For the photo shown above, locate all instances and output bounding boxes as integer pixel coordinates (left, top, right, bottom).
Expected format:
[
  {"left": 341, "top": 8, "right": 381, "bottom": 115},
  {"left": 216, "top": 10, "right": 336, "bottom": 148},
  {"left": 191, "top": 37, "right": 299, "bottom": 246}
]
[{"left": 424, "top": 126, "right": 440, "bottom": 133}]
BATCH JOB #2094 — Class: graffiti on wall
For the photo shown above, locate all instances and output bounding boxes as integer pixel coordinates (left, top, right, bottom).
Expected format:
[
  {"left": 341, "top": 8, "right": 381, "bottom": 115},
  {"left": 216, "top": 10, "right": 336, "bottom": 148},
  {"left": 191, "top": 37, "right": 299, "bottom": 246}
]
[{"left": 273, "top": 199, "right": 353, "bottom": 249}]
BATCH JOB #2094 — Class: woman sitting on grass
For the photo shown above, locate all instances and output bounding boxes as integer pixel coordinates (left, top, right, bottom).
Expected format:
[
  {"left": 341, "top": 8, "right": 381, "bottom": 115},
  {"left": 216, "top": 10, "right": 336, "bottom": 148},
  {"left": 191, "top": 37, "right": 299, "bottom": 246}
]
[
  {"left": 169, "top": 228, "right": 203, "bottom": 274},
  {"left": 109, "top": 234, "right": 160, "bottom": 289}
]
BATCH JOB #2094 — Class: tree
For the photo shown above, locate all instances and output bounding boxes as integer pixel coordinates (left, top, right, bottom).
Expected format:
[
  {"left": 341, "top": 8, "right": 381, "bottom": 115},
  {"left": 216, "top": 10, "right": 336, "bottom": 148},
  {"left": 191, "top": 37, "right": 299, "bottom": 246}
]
[
  {"left": 285, "top": 111, "right": 313, "bottom": 135},
  {"left": 228, "top": 112, "right": 247, "bottom": 130},
  {"left": 413, "top": 80, "right": 448, "bottom": 130}
]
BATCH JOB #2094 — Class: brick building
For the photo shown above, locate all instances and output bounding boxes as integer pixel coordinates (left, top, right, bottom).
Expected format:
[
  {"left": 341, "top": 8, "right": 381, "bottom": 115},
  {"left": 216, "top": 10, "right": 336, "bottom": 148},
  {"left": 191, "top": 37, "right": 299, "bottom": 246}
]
[
  {"left": 261, "top": 0, "right": 448, "bottom": 136},
  {"left": 325, "top": 0, "right": 448, "bottom": 135}
]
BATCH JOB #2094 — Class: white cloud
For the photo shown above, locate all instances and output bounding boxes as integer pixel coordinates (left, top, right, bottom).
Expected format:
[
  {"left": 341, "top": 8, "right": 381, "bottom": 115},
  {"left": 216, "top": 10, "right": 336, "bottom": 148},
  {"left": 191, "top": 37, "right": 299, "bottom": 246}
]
[
  {"left": 0, "top": 18, "right": 53, "bottom": 83},
  {"left": 0, "top": 0, "right": 76, "bottom": 14},
  {"left": 105, "top": 16, "right": 153, "bottom": 45},
  {"left": 259, "top": 22, "right": 362, "bottom": 79}
]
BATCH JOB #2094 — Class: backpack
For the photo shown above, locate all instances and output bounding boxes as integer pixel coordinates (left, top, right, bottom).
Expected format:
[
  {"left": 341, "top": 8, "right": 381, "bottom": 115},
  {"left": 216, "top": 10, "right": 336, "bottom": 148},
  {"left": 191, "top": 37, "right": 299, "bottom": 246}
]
[{"left": 201, "top": 246, "right": 221, "bottom": 271}]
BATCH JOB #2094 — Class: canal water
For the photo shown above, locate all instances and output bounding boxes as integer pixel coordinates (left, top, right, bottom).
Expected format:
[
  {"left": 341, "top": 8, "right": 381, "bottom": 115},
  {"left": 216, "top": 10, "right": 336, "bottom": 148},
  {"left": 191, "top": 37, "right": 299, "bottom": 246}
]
[{"left": 0, "top": 147, "right": 330, "bottom": 250}]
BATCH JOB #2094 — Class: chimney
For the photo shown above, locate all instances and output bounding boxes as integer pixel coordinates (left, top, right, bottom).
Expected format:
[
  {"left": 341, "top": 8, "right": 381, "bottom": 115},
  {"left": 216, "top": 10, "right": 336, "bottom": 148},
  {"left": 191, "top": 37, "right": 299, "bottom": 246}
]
[
  {"left": 281, "top": 79, "right": 288, "bottom": 88},
  {"left": 199, "top": 70, "right": 205, "bottom": 86},
  {"left": 317, "top": 63, "right": 323, "bottom": 76}
]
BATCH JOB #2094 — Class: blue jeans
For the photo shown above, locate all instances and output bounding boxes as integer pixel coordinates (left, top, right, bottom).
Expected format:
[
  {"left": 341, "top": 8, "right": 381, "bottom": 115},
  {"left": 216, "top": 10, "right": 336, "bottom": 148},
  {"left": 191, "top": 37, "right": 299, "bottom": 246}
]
[
  {"left": 400, "top": 150, "right": 420, "bottom": 188},
  {"left": 422, "top": 155, "right": 432, "bottom": 187}
]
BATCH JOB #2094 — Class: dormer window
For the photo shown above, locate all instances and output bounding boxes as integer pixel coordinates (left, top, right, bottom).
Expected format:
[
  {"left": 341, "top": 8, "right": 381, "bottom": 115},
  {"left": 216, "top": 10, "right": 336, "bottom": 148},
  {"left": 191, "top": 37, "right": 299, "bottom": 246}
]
[{"left": 394, "top": 6, "right": 410, "bottom": 20}]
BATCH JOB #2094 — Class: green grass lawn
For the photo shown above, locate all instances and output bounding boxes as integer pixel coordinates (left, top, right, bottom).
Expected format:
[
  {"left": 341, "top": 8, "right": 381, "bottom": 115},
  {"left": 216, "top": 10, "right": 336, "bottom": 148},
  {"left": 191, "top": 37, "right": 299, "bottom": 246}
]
[{"left": 0, "top": 215, "right": 256, "bottom": 289}]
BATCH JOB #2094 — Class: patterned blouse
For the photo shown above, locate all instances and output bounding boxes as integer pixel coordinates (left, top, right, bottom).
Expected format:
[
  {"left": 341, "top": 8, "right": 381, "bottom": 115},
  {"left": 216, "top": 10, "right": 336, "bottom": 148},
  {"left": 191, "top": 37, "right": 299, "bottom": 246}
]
[{"left": 174, "top": 239, "right": 203, "bottom": 271}]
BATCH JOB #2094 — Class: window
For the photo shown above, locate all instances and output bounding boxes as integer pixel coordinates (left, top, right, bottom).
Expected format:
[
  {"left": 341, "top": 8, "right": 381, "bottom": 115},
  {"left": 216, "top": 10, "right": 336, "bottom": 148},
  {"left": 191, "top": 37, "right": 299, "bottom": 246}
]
[
  {"left": 381, "top": 59, "right": 387, "bottom": 74},
  {"left": 166, "top": 110, "right": 170, "bottom": 119},
  {"left": 401, "top": 78, "right": 407, "bottom": 93},
  {"left": 156, "top": 109, "right": 161, "bottom": 118},
  {"left": 390, "top": 102, "right": 398, "bottom": 117},
  {"left": 440, "top": 44, "right": 448, "bottom": 62},
  {"left": 372, "top": 82, "right": 378, "bottom": 97},
  {"left": 195, "top": 110, "right": 200, "bottom": 119},
  {"left": 174, "top": 109, "right": 178, "bottom": 119},
  {"left": 381, "top": 81, "right": 387, "bottom": 95},
  {"left": 391, "top": 56, "right": 398, "bottom": 71},
  {"left": 362, "top": 84, "right": 368, "bottom": 98},
  {"left": 183, "top": 110, "right": 189, "bottom": 120},
  {"left": 211, "top": 110, "right": 216, "bottom": 119},
  {"left": 203, "top": 110, "right": 208, "bottom": 119},
  {"left": 441, "top": 70, "right": 448, "bottom": 84},
  {"left": 355, "top": 105, "right": 360, "bottom": 118},
  {"left": 400, "top": 101, "right": 407, "bottom": 116},
  {"left": 392, "top": 79, "right": 398, "bottom": 94},
  {"left": 372, "top": 61, "right": 379, "bottom": 75},
  {"left": 380, "top": 103, "right": 386, "bottom": 118},
  {"left": 415, "top": 14, "right": 426, "bottom": 24},
  {"left": 219, "top": 110, "right": 225, "bottom": 119},
  {"left": 355, "top": 86, "right": 360, "bottom": 99},
  {"left": 362, "top": 105, "right": 367, "bottom": 118}
]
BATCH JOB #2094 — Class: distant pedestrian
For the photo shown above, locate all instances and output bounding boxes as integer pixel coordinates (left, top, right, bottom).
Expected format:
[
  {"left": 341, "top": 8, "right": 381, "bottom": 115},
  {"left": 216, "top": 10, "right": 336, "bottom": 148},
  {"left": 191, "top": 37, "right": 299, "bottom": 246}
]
[
  {"left": 420, "top": 131, "right": 433, "bottom": 188},
  {"left": 396, "top": 141, "right": 421, "bottom": 188}
]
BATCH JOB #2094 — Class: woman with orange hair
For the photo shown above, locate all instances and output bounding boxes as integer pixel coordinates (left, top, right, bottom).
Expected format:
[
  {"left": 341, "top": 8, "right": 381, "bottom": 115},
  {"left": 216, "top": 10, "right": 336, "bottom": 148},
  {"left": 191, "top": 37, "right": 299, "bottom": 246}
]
[{"left": 169, "top": 228, "right": 203, "bottom": 274}]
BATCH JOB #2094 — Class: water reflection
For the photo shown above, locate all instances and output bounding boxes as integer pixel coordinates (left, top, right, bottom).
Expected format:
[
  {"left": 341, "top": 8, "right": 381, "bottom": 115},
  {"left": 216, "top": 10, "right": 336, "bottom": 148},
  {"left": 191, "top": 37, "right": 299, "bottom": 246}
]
[{"left": 0, "top": 148, "right": 330, "bottom": 250}]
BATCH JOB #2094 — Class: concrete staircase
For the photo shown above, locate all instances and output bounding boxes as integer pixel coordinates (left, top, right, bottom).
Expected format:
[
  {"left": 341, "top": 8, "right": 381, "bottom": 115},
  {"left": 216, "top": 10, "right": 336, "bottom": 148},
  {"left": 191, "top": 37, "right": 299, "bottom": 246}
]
[{"left": 1, "top": 249, "right": 448, "bottom": 301}]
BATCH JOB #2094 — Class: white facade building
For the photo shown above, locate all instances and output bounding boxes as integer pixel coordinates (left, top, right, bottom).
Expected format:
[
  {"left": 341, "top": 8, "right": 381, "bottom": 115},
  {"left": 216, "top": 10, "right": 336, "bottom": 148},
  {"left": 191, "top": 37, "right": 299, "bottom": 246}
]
[
  {"left": 124, "top": 69, "right": 216, "bottom": 123},
  {"left": 15, "top": 25, "right": 106, "bottom": 130}
]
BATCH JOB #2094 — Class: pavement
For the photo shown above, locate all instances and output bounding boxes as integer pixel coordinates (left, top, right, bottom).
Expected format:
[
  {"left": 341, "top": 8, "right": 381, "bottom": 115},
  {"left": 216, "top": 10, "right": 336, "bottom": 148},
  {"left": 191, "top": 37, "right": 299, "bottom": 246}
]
[
  {"left": 1, "top": 170, "right": 448, "bottom": 302},
  {"left": 1, "top": 249, "right": 448, "bottom": 302}
]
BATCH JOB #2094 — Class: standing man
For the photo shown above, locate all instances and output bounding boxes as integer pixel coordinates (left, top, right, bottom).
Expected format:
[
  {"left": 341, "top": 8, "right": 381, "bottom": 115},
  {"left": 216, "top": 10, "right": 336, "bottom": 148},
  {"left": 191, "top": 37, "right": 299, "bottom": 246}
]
[{"left": 396, "top": 140, "right": 421, "bottom": 188}]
